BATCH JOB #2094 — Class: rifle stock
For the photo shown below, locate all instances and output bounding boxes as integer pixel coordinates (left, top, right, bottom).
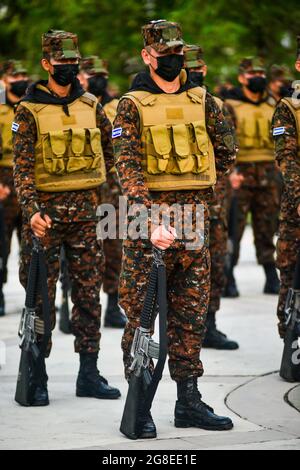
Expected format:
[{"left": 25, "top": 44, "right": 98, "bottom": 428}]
[{"left": 280, "top": 252, "right": 300, "bottom": 382}]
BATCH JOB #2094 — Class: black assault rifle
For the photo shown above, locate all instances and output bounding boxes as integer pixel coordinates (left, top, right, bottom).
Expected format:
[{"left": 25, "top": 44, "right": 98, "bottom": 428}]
[{"left": 120, "top": 247, "right": 168, "bottom": 439}]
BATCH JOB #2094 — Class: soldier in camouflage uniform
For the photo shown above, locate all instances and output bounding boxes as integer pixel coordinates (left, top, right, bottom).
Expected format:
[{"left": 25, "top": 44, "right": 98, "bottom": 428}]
[
  {"left": 272, "top": 36, "right": 300, "bottom": 339},
  {"left": 184, "top": 44, "right": 239, "bottom": 350},
  {"left": 0, "top": 60, "right": 29, "bottom": 316},
  {"left": 79, "top": 56, "right": 126, "bottom": 328},
  {"left": 114, "top": 20, "right": 236, "bottom": 438},
  {"left": 12, "top": 30, "right": 120, "bottom": 406},
  {"left": 225, "top": 57, "right": 281, "bottom": 295}
]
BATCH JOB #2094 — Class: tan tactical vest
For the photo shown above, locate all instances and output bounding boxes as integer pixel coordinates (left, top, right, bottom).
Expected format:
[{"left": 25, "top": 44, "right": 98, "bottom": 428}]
[
  {"left": 122, "top": 87, "right": 216, "bottom": 191},
  {"left": 226, "top": 99, "right": 275, "bottom": 163},
  {"left": 103, "top": 98, "right": 118, "bottom": 125},
  {"left": 281, "top": 97, "right": 300, "bottom": 156},
  {"left": 0, "top": 104, "right": 14, "bottom": 168},
  {"left": 21, "top": 93, "right": 106, "bottom": 192}
]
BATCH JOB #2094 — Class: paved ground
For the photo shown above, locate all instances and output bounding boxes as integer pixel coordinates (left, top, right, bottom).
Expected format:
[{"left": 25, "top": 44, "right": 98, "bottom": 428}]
[{"left": 0, "top": 228, "right": 299, "bottom": 450}]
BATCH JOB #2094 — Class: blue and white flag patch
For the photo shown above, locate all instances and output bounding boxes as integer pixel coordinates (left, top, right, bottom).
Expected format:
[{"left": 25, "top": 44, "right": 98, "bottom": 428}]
[
  {"left": 272, "top": 126, "right": 285, "bottom": 136},
  {"left": 112, "top": 127, "right": 122, "bottom": 139},
  {"left": 11, "top": 122, "right": 19, "bottom": 133}
]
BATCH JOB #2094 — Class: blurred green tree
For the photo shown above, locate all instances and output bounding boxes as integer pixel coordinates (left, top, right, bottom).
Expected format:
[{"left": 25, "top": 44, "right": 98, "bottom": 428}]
[{"left": 0, "top": 0, "right": 299, "bottom": 91}]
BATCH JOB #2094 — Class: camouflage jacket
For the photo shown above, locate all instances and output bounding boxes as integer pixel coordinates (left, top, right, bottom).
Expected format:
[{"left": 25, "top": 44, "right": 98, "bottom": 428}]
[
  {"left": 272, "top": 100, "right": 300, "bottom": 223},
  {"left": 13, "top": 99, "right": 114, "bottom": 223}
]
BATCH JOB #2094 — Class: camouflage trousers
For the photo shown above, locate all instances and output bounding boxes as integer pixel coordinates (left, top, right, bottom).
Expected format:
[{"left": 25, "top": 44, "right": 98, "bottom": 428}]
[
  {"left": 100, "top": 173, "right": 122, "bottom": 295},
  {"left": 20, "top": 220, "right": 104, "bottom": 356},
  {"left": 234, "top": 162, "right": 281, "bottom": 266},
  {"left": 0, "top": 167, "right": 22, "bottom": 283},
  {"left": 209, "top": 176, "right": 231, "bottom": 313},
  {"left": 276, "top": 221, "right": 300, "bottom": 338},
  {"left": 120, "top": 243, "right": 210, "bottom": 382}
]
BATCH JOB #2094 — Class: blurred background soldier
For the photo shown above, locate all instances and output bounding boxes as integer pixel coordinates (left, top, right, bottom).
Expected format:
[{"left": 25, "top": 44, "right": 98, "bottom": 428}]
[
  {"left": 267, "top": 64, "right": 294, "bottom": 105},
  {"left": 184, "top": 44, "right": 239, "bottom": 350},
  {"left": 225, "top": 57, "right": 281, "bottom": 296},
  {"left": 0, "top": 60, "right": 29, "bottom": 316},
  {"left": 79, "top": 56, "right": 126, "bottom": 328}
]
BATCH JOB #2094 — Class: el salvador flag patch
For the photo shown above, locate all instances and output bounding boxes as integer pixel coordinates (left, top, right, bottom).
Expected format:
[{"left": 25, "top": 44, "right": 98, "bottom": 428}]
[
  {"left": 273, "top": 126, "right": 285, "bottom": 136},
  {"left": 11, "top": 122, "right": 19, "bottom": 132},
  {"left": 112, "top": 127, "right": 122, "bottom": 139}
]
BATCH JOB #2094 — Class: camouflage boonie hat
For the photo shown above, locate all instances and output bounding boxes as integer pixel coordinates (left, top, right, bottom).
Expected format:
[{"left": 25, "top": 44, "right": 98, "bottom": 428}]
[
  {"left": 142, "top": 19, "right": 184, "bottom": 53},
  {"left": 42, "top": 30, "right": 81, "bottom": 60},
  {"left": 1, "top": 59, "right": 27, "bottom": 76},
  {"left": 269, "top": 64, "right": 293, "bottom": 82},
  {"left": 239, "top": 57, "right": 266, "bottom": 74},
  {"left": 184, "top": 45, "right": 205, "bottom": 69},
  {"left": 80, "top": 56, "right": 108, "bottom": 75},
  {"left": 297, "top": 35, "right": 300, "bottom": 59}
]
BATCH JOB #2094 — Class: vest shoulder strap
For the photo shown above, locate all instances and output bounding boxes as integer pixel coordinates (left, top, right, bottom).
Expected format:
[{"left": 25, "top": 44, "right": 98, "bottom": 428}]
[
  {"left": 80, "top": 92, "right": 98, "bottom": 107},
  {"left": 20, "top": 101, "right": 48, "bottom": 114},
  {"left": 122, "top": 91, "right": 157, "bottom": 107},
  {"left": 281, "top": 98, "right": 300, "bottom": 136},
  {"left": 187, "top": 86, "right": 204, "bottom": 104},
  {"left": 282, "top": 97, "right": 300, "bottom": 111}
]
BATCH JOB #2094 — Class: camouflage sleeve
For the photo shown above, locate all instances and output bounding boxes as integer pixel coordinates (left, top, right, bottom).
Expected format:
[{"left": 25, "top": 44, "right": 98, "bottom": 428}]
[
  {"left": 96, "top": 103, "right": 114, "bottom": 174},
  {"left": 205, "top": 92, "right": 237, "bottom": 177},
  {"left": 272, "top": 101, "right": 300, "bottom": 207},
  {"left": 112, "top": 98, "right": 152, "bottom": 209},
  {"left": 12, "top": 104, "right": 40, "bottom": 221}
]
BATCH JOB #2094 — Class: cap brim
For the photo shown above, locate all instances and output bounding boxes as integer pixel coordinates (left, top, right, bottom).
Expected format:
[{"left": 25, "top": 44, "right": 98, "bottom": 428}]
[{"left": 151, "top": 40, "right": 184, "bottom": 53}]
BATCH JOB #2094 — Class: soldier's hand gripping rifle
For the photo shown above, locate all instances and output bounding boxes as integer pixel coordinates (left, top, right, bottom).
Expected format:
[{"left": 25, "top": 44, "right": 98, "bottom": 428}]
[
  {"left": 280, "top": 251, "right": 300, "bottom": 382},
  {"left": 15, "top": 215, "right": 52, "bottom": 406},
  {"left": 120, "top": 246, "right": 168, "bottom": 439},
  {"left": 59, "top": 245, "right": 71, "bottom": 334}
]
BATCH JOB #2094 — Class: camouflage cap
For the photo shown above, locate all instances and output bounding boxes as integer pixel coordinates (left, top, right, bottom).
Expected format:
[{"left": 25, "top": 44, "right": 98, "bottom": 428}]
[
  {"left": 269, "top": 64, "right": 293, "bottom": 82},
  {"left": 239, "top": 57, "right": 266, "bottom": 74},
  {"left": 42, "top": 29, "right": 81, "bottom": 60},
  {"left": 297, "top": 35, "right": 300, "bottom": 59},
  {"left": 184, "top": 44, "right": 205, "bottom": 69},
  {"left": 1, "top": 59, "right": 27, "bottom": 76},
  {"left": 80, "top": 56, "right": 108, "bottom": 75},
  {"left": 142, "top": 19, "right": 184, "bottom": 53}
]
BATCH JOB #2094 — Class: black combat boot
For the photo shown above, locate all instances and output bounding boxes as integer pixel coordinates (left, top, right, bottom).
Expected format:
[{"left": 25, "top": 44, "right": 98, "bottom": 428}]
[
  {"left": 0, "top": 289, "right": 5, "bottom": 317},
  {"left": 203, "top": 312, "right": 239, "bottom": 350},
  {"left": 104, "top": 293, "right": 127, "bottom": 328},
  {"left": 139, "top": 411, "right": 157, "bottom": 439},
  {"left": 263, "top": 263, "right": 280, "bottom": 294},
  {"left": 175, "top": 378, "right": 234, "bottom": 431},
  {"left": 223, "top": 271, "right": 240, "bottom": 298},
  {"left": 76, "top": 352, "right": 121, "bottom": 399},
  {"left": 30, "top": 357, "right": 49, "bottom": 407}
]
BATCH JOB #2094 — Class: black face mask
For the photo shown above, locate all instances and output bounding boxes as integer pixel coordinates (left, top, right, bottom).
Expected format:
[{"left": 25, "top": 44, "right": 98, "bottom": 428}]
[
  {"left": 87, "top": 75, "right": 108, "bottom": 97},
  {"left": 10, "top": 80, "right": 29, "bottom": 98},
  {"left": 279, "top": 84, "right": 291, "bottom": 98},
  {"left": 51, "top": 63, "right": 79, "bottom": 86},
  {"left": 246, "top": 76, "right": 267, "bottom": 93},
  {"left": 154, "top": 54, "right": 184, "bottom": 82},
  {"left": 189, "top": 71, "right": 204, "bottom": 87}
]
